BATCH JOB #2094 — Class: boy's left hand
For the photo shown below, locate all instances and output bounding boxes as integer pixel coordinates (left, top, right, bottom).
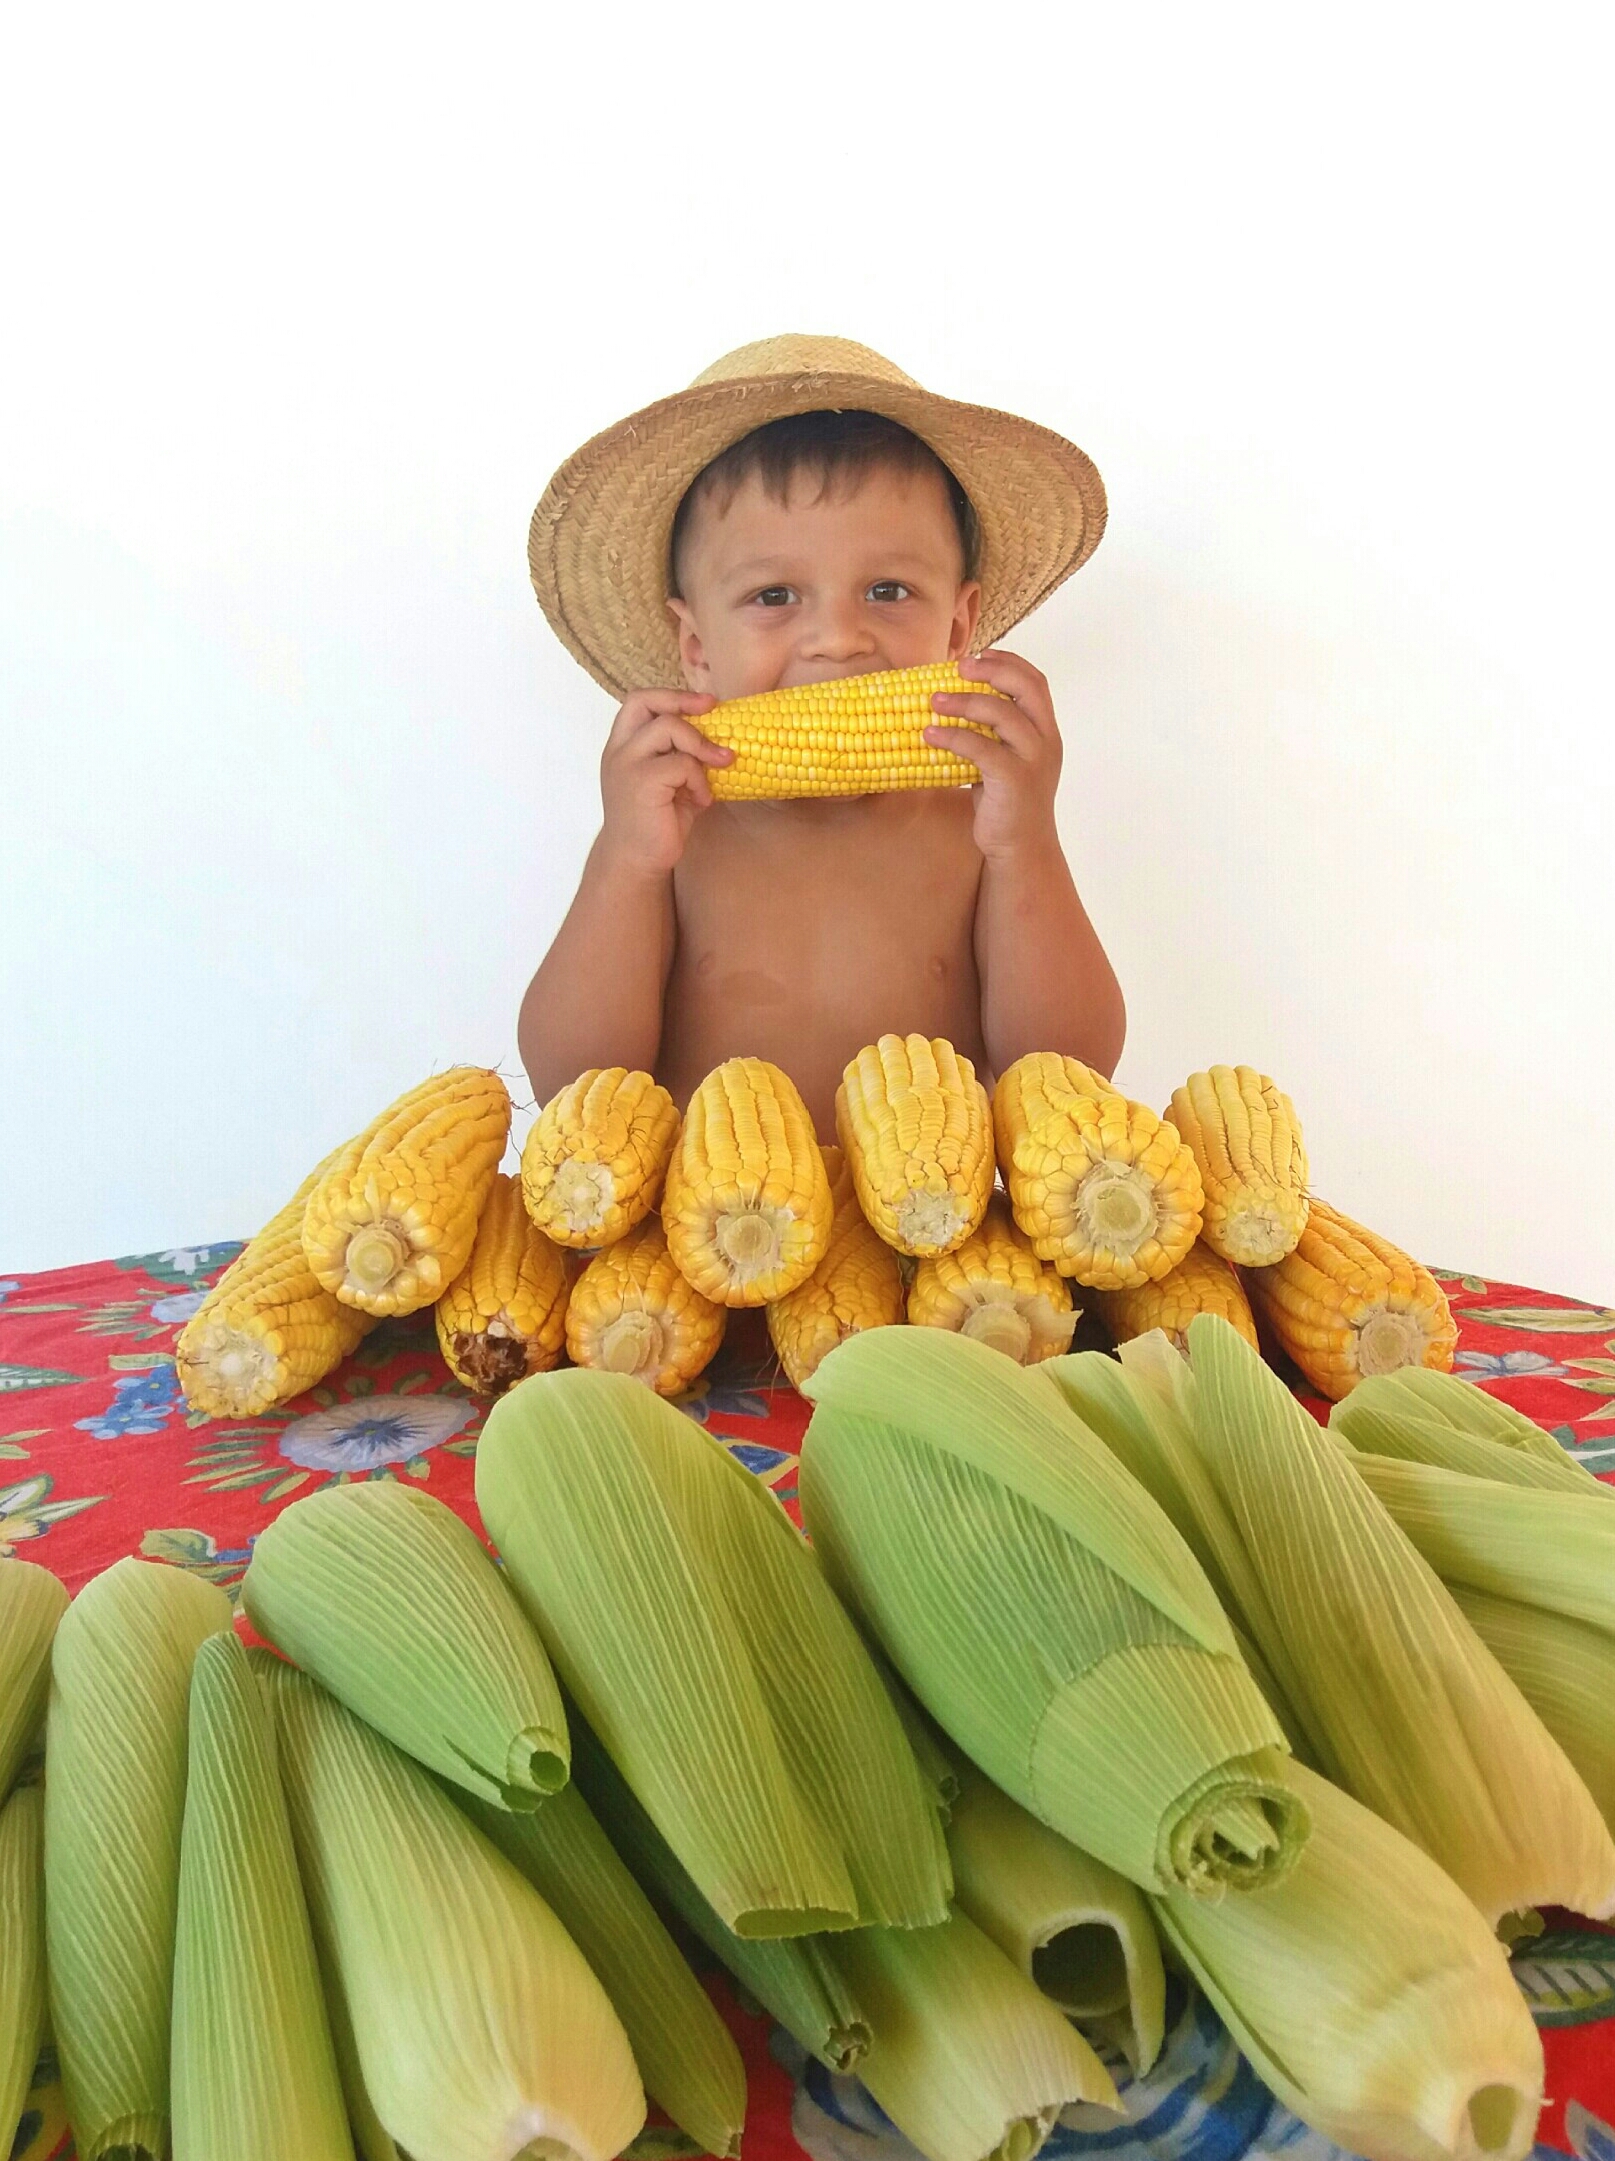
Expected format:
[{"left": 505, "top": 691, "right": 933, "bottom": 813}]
[{"left": 924, "top": 649, "right": 1063, "bottom": 861}]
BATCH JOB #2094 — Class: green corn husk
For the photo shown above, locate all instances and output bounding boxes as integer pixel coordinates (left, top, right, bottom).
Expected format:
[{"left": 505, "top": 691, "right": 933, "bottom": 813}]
[
  {"left": 798, "top": 1328, "right": 1306, "bottom": 1899},
  {"left": 1351, "top": 1452, "right": 1615, "bottom": 1634},
  {"left": 476, "top": 1366, "right": 951, "bottom": 1936},
  {"left": 1178, "top": 1314, "right": 1615, "bottom": 1922},
  {"left": 0, "top": 1559, "right": 68, "bottom": 1798},
  {"left": 172, "top": 1633, "right": 349, "bottom": 2161},
  {"left": 1341, "top": 1366, "right": 1577, "bottom": 1460},
  {"left": 1151, "top": 1761, "right": 1545, "bottom": 2161},
  {"left": 242, "top": 1479, "right": 568, "bottom": 1807},
  {"left": 0, "top": 1785, "right": 46, "bottom": 2160},
  {"left": 819, "top": 1908, "right": 1121, "bottom": 2161},
  {"left": 1447, "top": 1585, "right": 1615, "bottom": 1830},
  {"left": 460, "top": 1779, "right": 747, "bottom": 2160},
  {"left": 569, "top": 1710, "right": 872, "bottom": 2074},
  {"left": 1331, "top": 1397, "right": 1611, "bottom": 1499},
  {"left": 944, "top": 1760, "right": 1165, "bottom": 2073},
  {"left": 261, "top": 1655, "right": 644, "bottom": 2161},
  {"left": 44, "top": 1557, "right": 232, "bottom": 2161}
]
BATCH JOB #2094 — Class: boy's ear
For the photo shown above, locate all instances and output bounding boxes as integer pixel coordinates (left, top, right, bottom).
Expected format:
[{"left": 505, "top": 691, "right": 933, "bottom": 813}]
[
  {"left": 666, "top": 597, "right": 711, "bottom": 691},
  {"left": 948, "top": 579, "right": 983, "bottom": 660}
]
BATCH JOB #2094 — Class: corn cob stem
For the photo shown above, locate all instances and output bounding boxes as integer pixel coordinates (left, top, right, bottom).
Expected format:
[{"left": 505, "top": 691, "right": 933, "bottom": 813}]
[
  {"left": 959, "top": 1304, "right": 1035, "bottom": 1361},
  {"left": 597, "top": 1313, "right": 666, "bottom": 1378}
]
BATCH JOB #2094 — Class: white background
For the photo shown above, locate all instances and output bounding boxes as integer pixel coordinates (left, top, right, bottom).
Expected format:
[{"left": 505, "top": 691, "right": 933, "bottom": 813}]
[{"left": 3, "top": 5, "right": 1611, "bottom": 1302}]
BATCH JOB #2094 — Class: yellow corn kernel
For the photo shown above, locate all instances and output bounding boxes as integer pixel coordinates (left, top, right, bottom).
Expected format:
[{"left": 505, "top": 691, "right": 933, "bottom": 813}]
[
  {"left": 433, "top": 1173, "right": 570, "bottom": 1397},
  {"left": 994, "top": 1055, "right": 1204, "bottom": 1290},
  {"left": 177, "top": 1159, "right": 372, "bottom": 1419},
  {"left": 703, "top": 663, "right": 1011, "bottom": 801},
  {"left": 302, "top": 1069, "right": 511, "bottom": 1317},
  {"left": 768, "top": 1146, "right": 907, "bottom": 1391},
  {"left": 1090, "top": 1238, "right": 1260, "bottom": 1355},
  {"left": 1242, "top": 1197, "right": 1458, "bottom": 1401},
  {"left": 566, "top": 1216, "right": 727, "bottom": 1397},
  {"left": 662, "top": 1059, "right": 833, "bottom": 1306},
  {"left": 522, "top": 1069, "right": 680, "bottom": 1249},
  {"left": 836, "top": 1035, "right": 995, "bottom": 1258},
  {"left": 1166, "top": 1067, "right": 1310, "bottom": 1267},
  {"left": 907, "top": 1195, "right": 1077, "bottom": 1365}
]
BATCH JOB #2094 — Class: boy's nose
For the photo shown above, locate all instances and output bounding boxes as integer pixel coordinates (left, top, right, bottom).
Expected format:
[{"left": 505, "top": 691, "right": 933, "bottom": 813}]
[{"left": 800, "top": 604, "right": 878, "bottom": 667}]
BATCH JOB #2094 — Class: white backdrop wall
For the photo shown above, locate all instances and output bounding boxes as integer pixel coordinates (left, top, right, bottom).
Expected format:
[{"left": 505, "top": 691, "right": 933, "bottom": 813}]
[{"left": 3, "top": 4, "right": 1612, "bottom": 1303}]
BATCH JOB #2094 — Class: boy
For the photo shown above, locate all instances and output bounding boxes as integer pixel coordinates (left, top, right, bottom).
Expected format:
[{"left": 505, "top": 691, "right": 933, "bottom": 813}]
[{"left": 519, "top": 336, "right": 1125, "bottom": 1140}]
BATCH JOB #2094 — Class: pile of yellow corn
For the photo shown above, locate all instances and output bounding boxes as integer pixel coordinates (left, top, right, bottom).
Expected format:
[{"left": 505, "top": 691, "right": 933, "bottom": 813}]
[{"left": 174, "top": 1040, "right": 1458, "bottom": 1413}]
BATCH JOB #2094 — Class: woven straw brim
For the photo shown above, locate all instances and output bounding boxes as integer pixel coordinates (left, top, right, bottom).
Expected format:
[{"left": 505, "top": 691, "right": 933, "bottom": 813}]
[{"left": 530, "top": 371, "right": 1107, "bottom": 700}]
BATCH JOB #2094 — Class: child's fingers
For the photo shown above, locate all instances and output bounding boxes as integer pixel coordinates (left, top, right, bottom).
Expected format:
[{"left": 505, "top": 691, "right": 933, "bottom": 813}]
[
  {"left": 657, "top": 753, "right": 716, "bottom": 808},
  {"left": 611, "top": 688, "right": 720, "bottom": 741},
  {"left": 626, "top": 714, "right": 734, "bottom": 765},
  {"left": 922, "top": 724, "right": 1023, "bottom": 778},
  {"left": 953, "top": 651, "right": 1058, "bottom": 733},
  {"left": 928, "top": 694, "right": 1042, "bottom": 759}
]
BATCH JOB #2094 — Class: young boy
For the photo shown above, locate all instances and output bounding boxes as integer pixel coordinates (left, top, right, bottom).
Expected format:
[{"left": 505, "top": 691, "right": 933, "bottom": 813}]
[{"left": 519, "top": 336, "right": 1125, "bottom": 1141}]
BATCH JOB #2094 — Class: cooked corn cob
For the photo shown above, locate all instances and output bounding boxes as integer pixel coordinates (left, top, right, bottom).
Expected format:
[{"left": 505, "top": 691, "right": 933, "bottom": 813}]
[
  {"left": 1166, "top": 1066, "right": 1310, "bottom": 1266},
  {"left": 521, "top": 1067, "right": 680, "bottom": 1248},
  {"left": 836, "top": 1034, "right": 995, "bottom": 1257},
  {"left": 1090, "top": 1238, "right": 1259, "bottom": 1354},
  {"left": 433, "top": 1171, "right": 569, "bottom": 1396},
  {"left": 302, "top": 1067, "right": 510, "bottom": 1316},
  {"left": 994, "top": 1054, "right": 1204, "bottom": 1289},
  {"left": 768, "top": 1145, "right": 906, "bottom": 1390},
  {"left": 908, "top": 1194, "right": 1078, "bottom": 1365},
  {"left": 703, "top": 662, "right": 1011, "bottom": 800},
  {"left": 176, "top": 1158, "right": 371, "bottom": 1419},
  {"left": 662, "top": 1058, "right": 833, "bottom": 1305},
  {"left": 1242, "top": 1197, "right": 1457, "bottom": 1400},
  {"left": 566, "top": 1214, "right": 727, "bottom": 1396}
]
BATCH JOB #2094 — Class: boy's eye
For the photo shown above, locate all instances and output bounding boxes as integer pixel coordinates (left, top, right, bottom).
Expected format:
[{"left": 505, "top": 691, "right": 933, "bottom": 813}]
[
  {"left": 754, "top": 586, "right": 796, "bottom": 607},
  {"left": 868, "top": 581, "right": 911, "bottom": 602}
]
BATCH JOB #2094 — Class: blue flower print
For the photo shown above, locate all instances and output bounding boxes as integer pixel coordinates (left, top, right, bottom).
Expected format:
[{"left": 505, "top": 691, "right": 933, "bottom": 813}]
[
  {"left": 277, "top": 1394, "right": 476, "bottom": 1473},
  {"left": 1454, "top": 1351, "right": 1566, "bottom": 1383},
  {"left": 75, "top": 1362, "right": 182, "bottom": 1440},
  {"left": 0, "top": 1280, "right": 20, "bottom": 1308},
  {"left": 1566, "top": 2102, "right": 1615, "bottom": 2161},
  {"left": 725, "top": 1441, "right": 795, "bottom": 1479},
  {"left": 677, "top": 1382, "right": 774, "bottom": 1427},
  {"left": 150, "top": 1291, "right": 207, "bottom": 1324}
]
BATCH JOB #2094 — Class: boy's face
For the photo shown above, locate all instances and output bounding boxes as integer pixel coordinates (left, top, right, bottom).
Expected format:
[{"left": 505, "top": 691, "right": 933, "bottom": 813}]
[{"left": 667, "top": 462, "right": 982, "bottom": 700}]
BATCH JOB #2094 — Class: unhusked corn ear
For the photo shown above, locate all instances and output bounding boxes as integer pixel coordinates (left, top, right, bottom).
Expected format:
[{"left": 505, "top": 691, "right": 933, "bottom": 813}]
[
  {"left": 1166, "top": 1066, "right": 1309, "bottom": 1266},
  {"left": 663, "top": 1058, "right": 834, "bottom": 1305},
  {"left": 995, "top": 1054, "right": 1205, "bottom": 1288},
  {"left": 176, "top": 1158, "right": 372, "bottom": 1419},
  {"left": 836, "top": 1034, "right": 995, "bottom": 1257},
  {"left": 768, "top": 1145, "right": 906, "bottom": 1390},
  {"left": 0, "top": 1785, "right": 45, "bottom": 2161},
  {"left": 566, "top": 1214, "right": 727, "bottom": 1396},
  {"left": 1242, "top": 1197, "right": 1457, "bottom": 1401},
  {"left": 1, "top": 1559, "right": 68, "bottom": 1800},
  {"left": 704, "top": 662, "right": 1011, "bottom": 801},
  {"left": 908, "top": 1195, "right": 1077, "bottom": 1365},
  {"left": 433, "top": 1171, "right": 569, "bottom": 1397},
  {"left": 302, "top": 1067, "right": 510, "bottom": 1316},
  {"left": 522, "top": 1068, "right": 680, "bottom": 1247},
  {"left": 1092, "top": 1239, "right": 1259, "bottom": 1355}
]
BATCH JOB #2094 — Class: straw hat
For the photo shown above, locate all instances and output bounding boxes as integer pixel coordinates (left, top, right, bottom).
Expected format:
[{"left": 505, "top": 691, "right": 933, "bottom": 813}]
[{"left": 529, "top": 334, "right": 1107, "bottom": 700}]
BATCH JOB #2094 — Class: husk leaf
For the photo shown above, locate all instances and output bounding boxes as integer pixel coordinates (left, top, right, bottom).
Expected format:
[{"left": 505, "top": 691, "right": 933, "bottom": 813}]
[
  {"left": 0, "top": 1784, "right": 46, "bottom": 2160},
  {"left": 0, "top": 1559, "right": 68, "bottom": 1800}
]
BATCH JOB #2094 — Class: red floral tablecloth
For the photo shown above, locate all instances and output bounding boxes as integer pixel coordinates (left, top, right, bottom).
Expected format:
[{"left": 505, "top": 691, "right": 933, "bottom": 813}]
[{"left": 3, "top": 1245, "right": 1613, "bottom": 2161}]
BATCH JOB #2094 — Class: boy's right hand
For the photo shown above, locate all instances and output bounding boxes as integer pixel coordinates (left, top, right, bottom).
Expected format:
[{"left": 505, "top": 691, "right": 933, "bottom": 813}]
[{"left": 598, "top": 689, "right": 731, "bottom": 877}]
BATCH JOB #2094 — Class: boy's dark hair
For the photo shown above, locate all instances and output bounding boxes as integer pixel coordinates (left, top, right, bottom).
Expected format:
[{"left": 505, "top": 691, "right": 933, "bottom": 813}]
[{"left": 668, "top": 409, "right": 980, "bottom": 597}]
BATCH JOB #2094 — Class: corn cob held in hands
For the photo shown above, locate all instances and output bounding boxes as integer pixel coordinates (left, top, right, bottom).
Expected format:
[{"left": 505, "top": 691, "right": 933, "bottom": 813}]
[
  {"left": 908, "top": 1194, "right": 1077, "bottom": 1365},
  {"left": 176, "top": 1157, "right": 372, "bottom": 1419},
  {"left": 994, "top": 1054, "right": 1204, "bottom": 1289},
  {"left": 1166, "top": 1066, "right": 1310, "bottom": 1267},
  {"left": 433, "top": 1172, "right": 569, "bottom": 1396},
  {"left": 566, "top": 1214, "right": 727, "bottom": 1396},
  {"left": 1242, "top": 1196, "right": 1457, "bottom": 1400},
  {"left": 521, "top": 1067, "right": 680, "bottom": 1248},
  {"left": 1090, "top": 1237, "right": 1259, "bottom": 1355},
  {"left": 662, "top": 1058, "right": 834, "bottom": 1305},
  {"left": 768, "top": 1145, "right": 906, "bottom": 1390},
  {"left": 302, "top": 1067, "right": 510, "bottom": 1317},
  {"left": 837, "top": 1034, "right": 996, "bottom": 1257},
  {"left": 703, "top": 662, "right": 1011, "bottom": 801}
]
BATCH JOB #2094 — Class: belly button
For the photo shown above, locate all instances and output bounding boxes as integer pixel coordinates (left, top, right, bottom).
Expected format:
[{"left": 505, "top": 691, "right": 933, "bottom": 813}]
[
  {"left": 930, "top": 955, "right": 949, "bottom": 979},
  {"left": 695, "top": 951, "right": 718, "bottom": 977}
]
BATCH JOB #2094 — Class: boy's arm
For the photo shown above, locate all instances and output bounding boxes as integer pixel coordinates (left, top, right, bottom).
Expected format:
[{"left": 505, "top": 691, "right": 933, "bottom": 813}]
[
  {"left": 517, "top": 688, "right": 728, "bottom": 1106},
  {"left": 925, "top": 650, "right": 1126, "bottom": 1082}
]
